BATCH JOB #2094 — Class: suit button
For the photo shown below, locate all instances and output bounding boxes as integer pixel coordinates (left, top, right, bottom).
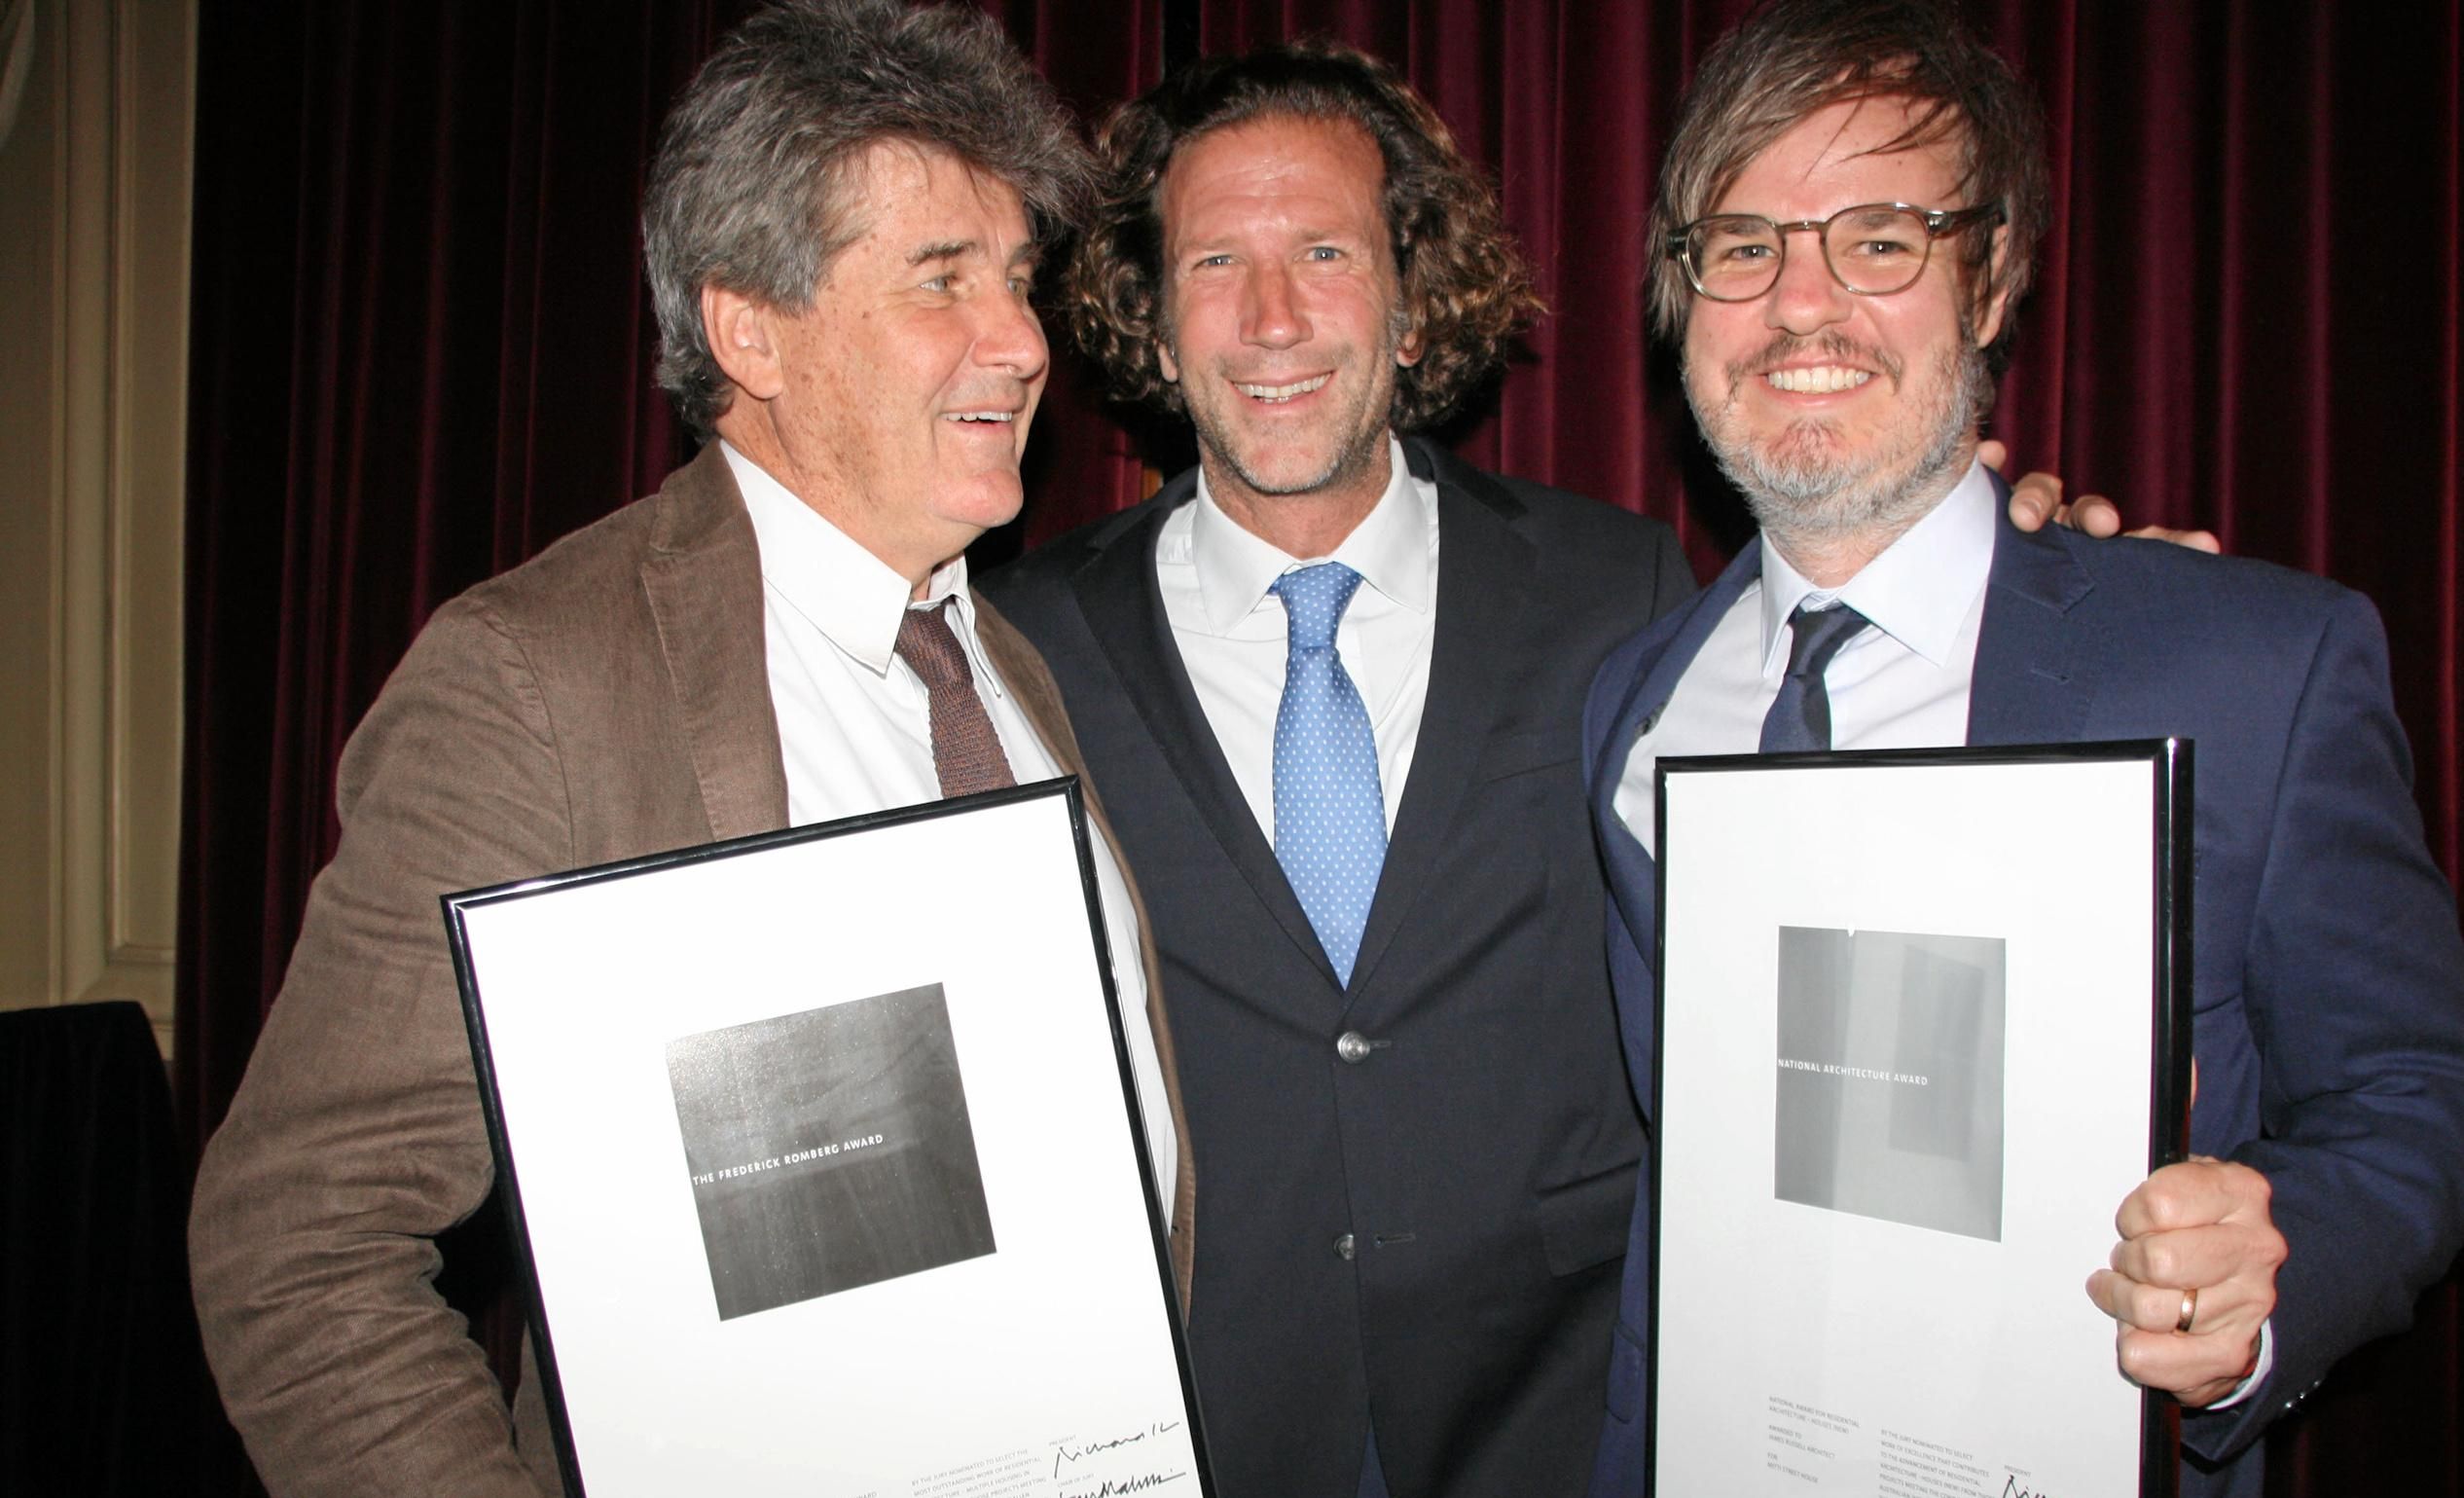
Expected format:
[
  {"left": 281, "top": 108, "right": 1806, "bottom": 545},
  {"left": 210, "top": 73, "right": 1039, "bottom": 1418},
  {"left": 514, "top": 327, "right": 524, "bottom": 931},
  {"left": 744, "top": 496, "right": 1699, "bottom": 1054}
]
[
  {"left": 1333, "top": 1232, "right": 1356, "bottom": 1261},
  {"left": 1335, "top": 1031, "right": 1374, "bottom": 1064}
]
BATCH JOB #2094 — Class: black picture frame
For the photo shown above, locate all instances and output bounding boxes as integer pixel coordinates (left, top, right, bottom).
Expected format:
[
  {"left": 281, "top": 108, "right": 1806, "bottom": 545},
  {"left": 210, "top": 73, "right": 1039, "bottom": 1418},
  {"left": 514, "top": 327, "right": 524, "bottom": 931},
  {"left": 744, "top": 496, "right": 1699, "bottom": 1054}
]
[
  {"left": 442, "top": 778, "right": 1214, "bottom": 1498},
  {"left": 1649, "top": 739, "right": 2191, "bottom": 1497}
]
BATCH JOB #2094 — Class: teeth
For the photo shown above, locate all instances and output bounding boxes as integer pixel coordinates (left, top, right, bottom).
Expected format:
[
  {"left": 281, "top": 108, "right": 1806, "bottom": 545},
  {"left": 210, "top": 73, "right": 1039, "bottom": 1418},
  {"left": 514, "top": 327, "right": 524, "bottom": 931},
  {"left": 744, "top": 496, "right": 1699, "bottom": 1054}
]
[
  {"left": 945, "top": 411, "right": 1014, "bottom": 422},
  {"left": 1766, "top": 366, "right": 1871, "bottom": 394},
  {"left": 1235, "top": 374, "right": 1332, "bottom": 402}
]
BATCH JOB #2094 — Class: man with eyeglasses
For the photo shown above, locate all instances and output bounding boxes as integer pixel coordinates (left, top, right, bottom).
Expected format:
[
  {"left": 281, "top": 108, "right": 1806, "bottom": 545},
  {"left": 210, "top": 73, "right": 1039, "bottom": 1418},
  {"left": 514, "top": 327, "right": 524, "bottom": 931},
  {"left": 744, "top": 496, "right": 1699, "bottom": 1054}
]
[
  {"left": 1583, "top": 2, "right": 2464, "bottom": 1496},
  {"left": 983, "top": 31, "right": 2198, "bottom": 1497}
]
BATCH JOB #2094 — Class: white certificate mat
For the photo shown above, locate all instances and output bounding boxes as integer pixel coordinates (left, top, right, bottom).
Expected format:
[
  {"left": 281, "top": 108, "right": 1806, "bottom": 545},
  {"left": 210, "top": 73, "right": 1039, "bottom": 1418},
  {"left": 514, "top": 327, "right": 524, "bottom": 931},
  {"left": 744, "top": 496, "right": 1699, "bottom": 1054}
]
[
  {"left": 1653, "top": 743, "right": 2189, "bottom": 1498},
  {"left": 445, "top": 780, "right": 1210, "bottom": 1498}
]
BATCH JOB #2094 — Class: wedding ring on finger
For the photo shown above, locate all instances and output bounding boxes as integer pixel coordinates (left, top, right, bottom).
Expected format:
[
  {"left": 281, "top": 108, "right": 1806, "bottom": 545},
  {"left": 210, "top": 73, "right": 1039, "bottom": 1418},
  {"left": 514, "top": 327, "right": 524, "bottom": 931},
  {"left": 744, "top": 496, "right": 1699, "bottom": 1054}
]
[{"left": 2174, "top": 1286, "right": 2199, "bottom": 1334}]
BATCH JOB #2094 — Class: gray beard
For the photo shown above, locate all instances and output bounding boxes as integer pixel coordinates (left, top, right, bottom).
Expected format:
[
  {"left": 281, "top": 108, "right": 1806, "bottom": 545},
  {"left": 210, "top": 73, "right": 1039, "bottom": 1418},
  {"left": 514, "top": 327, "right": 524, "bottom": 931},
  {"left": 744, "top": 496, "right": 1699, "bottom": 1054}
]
[{"left": 1693, "top": 334, "right": 1990, "bottom": 560}]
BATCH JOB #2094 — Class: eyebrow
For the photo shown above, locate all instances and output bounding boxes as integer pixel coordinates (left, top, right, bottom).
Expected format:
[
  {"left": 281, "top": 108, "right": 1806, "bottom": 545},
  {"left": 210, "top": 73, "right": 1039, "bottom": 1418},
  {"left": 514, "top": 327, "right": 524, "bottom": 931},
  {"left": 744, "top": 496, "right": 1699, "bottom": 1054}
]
[
  {"left": 1175, "top": 225, "right": 1362, "bottom": 259},
  {"left": 903, "top": 239, "right": 1042, "bottom": 273},
  {"left": 905, "top": 239, "right": 978, "bottom": 267}
]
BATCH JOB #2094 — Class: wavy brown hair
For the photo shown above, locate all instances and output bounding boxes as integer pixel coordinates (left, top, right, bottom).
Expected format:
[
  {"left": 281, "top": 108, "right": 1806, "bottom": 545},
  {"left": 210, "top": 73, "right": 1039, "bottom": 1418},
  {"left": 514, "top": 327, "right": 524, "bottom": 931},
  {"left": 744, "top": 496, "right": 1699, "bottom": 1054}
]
[
  {"left": 1650, "top": 0, "right": 2050, "bottom": 372},
  {"left": 1069, "top": 39, "right": 1541, "bottom": 433},
  {"left": 642, "top": 0, "right": 1093, "bottom": 438}
]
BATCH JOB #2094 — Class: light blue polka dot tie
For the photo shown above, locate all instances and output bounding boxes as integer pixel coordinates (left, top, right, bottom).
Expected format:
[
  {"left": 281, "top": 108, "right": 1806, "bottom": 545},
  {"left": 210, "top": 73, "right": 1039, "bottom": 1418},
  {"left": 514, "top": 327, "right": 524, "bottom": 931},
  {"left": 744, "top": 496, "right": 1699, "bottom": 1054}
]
[{"left": 1271, "top": 563, "right": 1387, "bottom": 987}]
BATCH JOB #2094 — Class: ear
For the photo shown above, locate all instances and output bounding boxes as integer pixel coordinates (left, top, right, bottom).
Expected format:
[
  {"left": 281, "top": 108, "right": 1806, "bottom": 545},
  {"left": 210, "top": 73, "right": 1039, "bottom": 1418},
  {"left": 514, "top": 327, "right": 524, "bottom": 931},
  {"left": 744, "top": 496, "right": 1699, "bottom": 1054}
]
[
  {"left": 1156, "top": 335, "right": 1181, "bottom": 385},
  {"left": 1971, "top": 222, "right": 2014, "bottom": 347},
  {"left": 1395, "top": 322, "right": 1425, "bottom": 369},
  {"left": 703, "top": 284, "right": 786, "bottom": 401}
]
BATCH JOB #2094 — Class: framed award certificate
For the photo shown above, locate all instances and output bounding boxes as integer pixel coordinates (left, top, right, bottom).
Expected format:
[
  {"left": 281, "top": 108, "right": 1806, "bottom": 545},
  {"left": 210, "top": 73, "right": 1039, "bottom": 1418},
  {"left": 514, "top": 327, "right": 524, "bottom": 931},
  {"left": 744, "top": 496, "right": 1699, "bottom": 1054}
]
[
  {"left": 1651, "top": 741, "right": 2191, "bottom": 1497},
  {"left": 444, "top": 778, "right": 1212, "bottom": 1498}
]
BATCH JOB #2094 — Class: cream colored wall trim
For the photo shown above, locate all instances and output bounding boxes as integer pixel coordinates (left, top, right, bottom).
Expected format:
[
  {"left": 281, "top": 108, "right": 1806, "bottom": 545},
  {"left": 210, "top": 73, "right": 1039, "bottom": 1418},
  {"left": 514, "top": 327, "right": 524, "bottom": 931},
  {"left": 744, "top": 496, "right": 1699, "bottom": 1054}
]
[{"left": 0, "top": 0, "right": 194, "bottom": 1057}]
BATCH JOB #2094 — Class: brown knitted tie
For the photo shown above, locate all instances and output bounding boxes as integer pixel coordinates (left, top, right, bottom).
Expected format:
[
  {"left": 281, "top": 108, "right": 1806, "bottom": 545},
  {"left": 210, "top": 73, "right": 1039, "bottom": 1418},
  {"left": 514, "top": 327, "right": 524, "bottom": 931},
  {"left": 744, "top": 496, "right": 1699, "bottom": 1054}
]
[{"left": 894, "top": 600, "right": 1018, "bottom": 798}]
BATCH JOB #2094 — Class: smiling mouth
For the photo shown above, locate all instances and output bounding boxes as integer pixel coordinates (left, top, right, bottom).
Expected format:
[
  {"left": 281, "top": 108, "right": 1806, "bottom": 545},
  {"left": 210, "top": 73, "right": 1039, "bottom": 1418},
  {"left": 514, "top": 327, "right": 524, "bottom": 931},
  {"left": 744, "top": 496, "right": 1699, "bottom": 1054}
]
[
  {"left": 943, "top": 411, "right": 1017, "bottom": 424},
  {"left": 1764, "top": 365, "right": 1873, "bottom": 394},
  {"left": 1235, "top": 374, "right": 1331, "bottom": 403}
]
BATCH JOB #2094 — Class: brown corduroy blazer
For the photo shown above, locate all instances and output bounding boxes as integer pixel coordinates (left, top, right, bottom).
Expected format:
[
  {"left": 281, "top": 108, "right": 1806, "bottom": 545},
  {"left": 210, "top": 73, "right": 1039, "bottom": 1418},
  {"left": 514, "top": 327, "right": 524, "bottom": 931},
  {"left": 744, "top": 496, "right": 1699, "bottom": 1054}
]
[{"left": 189, "top": 446, "right": 1196, "bottom": 1497}]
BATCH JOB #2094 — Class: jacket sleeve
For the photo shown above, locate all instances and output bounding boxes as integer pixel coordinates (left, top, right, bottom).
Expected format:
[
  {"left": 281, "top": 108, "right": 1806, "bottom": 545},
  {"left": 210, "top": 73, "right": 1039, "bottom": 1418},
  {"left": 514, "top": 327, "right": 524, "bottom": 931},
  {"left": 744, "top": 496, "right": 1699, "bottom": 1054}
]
[
  {"left": 2184, "top": 589, "right": 2464, "bottom": 1464},
  {"left": 190, "top": 596, "right": 573, "bottom": 1498}
]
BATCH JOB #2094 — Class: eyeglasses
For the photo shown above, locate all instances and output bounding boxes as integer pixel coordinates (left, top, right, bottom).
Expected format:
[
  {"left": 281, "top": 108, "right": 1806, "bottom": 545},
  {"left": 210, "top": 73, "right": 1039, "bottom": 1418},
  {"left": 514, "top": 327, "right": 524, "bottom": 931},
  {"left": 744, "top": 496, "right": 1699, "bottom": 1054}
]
[{"left": 1667, "top": 201, "right": 2006, "bottom": 302}]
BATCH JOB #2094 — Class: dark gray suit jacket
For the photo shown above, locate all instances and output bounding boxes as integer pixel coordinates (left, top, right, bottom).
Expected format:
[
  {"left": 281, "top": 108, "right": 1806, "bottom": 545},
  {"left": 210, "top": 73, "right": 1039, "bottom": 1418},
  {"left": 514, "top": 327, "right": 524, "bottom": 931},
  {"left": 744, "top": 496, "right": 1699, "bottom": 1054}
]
[{"left": 988, "top": 436, "right": 1695, "bottom": 1498}]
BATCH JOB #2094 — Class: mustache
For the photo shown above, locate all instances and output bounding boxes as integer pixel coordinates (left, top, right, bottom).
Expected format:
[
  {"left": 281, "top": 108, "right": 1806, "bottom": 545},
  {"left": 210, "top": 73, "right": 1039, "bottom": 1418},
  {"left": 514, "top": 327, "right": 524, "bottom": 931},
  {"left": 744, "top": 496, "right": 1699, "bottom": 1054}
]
[{"left": 1725, "top": 331, "right": 1903, "bottom": 390}]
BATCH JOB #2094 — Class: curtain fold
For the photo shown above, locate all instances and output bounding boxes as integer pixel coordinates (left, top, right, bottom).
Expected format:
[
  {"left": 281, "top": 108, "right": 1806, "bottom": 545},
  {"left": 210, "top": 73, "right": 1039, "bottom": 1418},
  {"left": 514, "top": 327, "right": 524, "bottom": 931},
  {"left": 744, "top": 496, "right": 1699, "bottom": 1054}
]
[
  {"left": 176, "top": 0, "right": 743, "bottom": 1161},
  {"left": 176, "top": 3, "right": 2460, "bottom": 1495}
]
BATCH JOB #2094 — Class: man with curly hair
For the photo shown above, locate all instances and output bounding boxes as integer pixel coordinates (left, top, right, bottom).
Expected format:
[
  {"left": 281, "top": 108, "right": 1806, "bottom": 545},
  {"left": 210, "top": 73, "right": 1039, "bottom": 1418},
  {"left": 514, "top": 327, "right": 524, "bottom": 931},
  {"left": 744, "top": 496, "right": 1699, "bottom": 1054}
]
[
  {"left": 189, "top": 4, "right": 1193, "bottom": 1494},
  {"left": 983, "top": 44, "right": 1692, "bottom": 1497},
  {"left": 986, "top": 34, "right": 2149, "bottom": 1497}
]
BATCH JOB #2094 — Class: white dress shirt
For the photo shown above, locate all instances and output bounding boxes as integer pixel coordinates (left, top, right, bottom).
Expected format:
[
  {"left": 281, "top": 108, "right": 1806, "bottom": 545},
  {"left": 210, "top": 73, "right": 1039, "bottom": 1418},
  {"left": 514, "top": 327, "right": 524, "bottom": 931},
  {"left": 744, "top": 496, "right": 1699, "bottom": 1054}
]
[
  {"left": 726, "top": 443, "right": 1178, "bottom": 1222},
  {"left": 1611, "top": 454, "right": 2273, "bottom": 1403},
  {"left": 1613, "top": 457, "right": 1997, "bottom": 856},
  {"left": 1156, "top": 435, "right": 1440, "bottom": 843}
]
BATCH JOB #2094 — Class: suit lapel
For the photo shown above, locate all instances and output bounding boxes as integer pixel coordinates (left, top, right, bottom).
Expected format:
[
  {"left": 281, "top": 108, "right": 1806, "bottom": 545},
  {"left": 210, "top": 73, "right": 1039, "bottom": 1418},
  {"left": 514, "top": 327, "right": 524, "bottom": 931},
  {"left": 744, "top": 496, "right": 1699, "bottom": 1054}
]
[
  {"left": 1344, "top": 448, "right": 1533, "bottom": 995},
  {"left": 1589, "top": 540, "right": 1764, "bottom": 966},
  {"left": 1586, "top": 480, "right": 2101, "bottom": 966},
  {"left": 1068, "top": 480, "right": 1339, "bottom": 984},
  {"left": 1966, "top": 483, "right": 2100, "bottom": 747},
  {"left": 976, "top": 595, "right": 1080, "bottom": 775},
  {"left": 978, "top": 597, "right": 1199, "bottom": 1305},
  {"left": 638, "top": 445, "right": 791, "bottom": 843}
]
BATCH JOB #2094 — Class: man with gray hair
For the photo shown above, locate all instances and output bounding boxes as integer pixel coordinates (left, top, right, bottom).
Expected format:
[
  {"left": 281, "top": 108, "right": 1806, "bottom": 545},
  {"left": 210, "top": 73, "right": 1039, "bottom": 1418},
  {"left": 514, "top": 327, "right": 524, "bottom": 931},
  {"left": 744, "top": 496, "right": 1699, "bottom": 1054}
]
[{"left": 189, "top": 4, "right": 1194, "bottom": 1494}]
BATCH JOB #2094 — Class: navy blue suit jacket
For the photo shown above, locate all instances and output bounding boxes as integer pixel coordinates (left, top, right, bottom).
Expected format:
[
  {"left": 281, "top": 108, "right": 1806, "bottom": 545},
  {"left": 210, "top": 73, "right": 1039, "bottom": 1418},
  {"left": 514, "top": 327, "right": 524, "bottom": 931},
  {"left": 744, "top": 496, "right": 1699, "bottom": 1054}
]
[{"left": 1580, "top": 497, "right": 2464, "bottom": 1498}]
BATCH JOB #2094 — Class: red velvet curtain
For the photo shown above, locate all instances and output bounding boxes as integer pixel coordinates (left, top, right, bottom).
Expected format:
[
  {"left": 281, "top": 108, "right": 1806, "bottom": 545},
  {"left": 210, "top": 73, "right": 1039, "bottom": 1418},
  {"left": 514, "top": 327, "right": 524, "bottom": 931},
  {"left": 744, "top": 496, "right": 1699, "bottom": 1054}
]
[
  {"left": 176, "top": 0, "right": 1160, "bottom": 1129},
  {"left": 1163, "top": 2, "right": 2461, "bottom": 896},
  {"left": 177, "top": 2, "right": 2460, "bottom": 1495}
]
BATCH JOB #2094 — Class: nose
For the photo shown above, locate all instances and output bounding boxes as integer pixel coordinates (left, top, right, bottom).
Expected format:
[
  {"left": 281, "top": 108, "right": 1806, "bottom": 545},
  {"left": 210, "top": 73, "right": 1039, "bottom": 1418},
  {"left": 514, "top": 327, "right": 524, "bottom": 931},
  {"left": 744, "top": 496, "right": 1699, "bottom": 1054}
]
[
  {"left": 1242, "top": 262, "right": 1309, "bottom": 349},
  {"left": 975, "top": 282, "right": 1048, "bottom": 381},
  {"left": 1763, "top": 228, "right": 1851, "bottom": 338}
]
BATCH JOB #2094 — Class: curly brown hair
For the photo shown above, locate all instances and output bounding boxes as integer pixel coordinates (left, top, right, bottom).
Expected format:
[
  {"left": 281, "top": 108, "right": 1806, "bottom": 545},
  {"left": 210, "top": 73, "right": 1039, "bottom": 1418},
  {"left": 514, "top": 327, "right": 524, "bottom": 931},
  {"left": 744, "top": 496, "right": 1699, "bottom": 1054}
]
[
  {"left": 1649, "top": 0, "right": 2050, "bottom": 373},
  {"left": 1068, "top": 39, "right": 1541, "bottom": 433}
]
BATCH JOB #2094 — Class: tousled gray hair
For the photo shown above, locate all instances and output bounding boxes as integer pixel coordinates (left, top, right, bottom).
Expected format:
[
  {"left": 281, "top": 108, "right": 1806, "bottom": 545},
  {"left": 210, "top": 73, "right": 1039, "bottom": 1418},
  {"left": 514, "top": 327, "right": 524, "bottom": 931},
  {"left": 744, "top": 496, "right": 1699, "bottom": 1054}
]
[{"left": 642, "top": 0, "right": 1093, "bottom": 437}]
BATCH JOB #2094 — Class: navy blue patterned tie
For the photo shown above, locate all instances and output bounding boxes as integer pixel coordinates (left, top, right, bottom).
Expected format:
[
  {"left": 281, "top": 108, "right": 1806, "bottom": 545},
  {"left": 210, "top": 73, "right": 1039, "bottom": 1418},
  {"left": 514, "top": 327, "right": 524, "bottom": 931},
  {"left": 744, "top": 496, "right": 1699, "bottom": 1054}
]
[
  {"left": 1270, "top": 564, "right": 1387, "bottom": 986},
  {"left": 1759, "top": 603, "right": 1871, "bottom": 752}
]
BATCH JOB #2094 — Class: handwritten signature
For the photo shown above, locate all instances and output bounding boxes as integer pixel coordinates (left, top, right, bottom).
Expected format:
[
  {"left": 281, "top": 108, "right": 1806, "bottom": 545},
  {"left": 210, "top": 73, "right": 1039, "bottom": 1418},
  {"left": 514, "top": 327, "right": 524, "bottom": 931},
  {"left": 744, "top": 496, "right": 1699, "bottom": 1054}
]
[
  {"left": 1051, "top": 1422, "right": 1186, "bottom": 1481},
  {"left": 2001, "top": 1478, "right": 2051, "bottom": 1498},
  {"left": 1057, "top": 1472, "right": 1188, "bottom": 1498}
]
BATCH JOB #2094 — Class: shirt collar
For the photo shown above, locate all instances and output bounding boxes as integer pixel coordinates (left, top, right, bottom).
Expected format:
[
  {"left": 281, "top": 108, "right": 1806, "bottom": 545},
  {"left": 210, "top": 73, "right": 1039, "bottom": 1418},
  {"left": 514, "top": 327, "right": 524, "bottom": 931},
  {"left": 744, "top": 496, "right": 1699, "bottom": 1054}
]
[
  {"left": 1186, "top": 434, "right": 1437, "bottom": 632},
  {"left": 723, "top": 440, "right": 977, "bottom": 678},
  {"left": 1757, "top": 456, "right": 1998, "bottom": 675}
]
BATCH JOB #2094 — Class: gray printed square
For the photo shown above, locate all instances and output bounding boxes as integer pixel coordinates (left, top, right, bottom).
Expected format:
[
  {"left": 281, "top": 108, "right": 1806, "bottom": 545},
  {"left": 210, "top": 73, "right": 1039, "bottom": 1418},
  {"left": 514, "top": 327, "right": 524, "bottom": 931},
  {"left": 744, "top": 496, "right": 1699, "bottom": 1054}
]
[
  {"left": 1773, "top": 927, "right": 2007, "bottom": 1241},
  {"left": 667, "top": 983, "right": 996, "bottom": 1319}
]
